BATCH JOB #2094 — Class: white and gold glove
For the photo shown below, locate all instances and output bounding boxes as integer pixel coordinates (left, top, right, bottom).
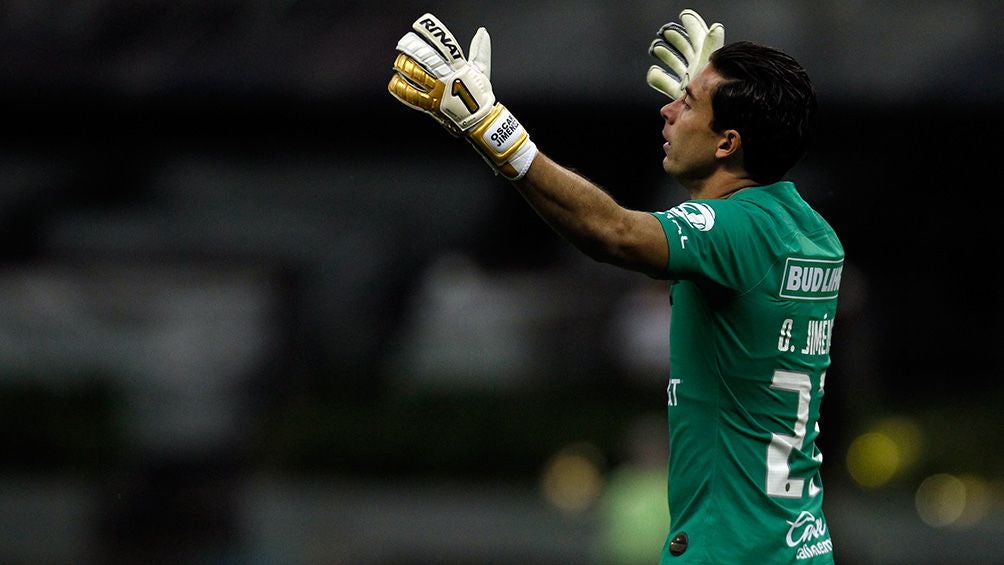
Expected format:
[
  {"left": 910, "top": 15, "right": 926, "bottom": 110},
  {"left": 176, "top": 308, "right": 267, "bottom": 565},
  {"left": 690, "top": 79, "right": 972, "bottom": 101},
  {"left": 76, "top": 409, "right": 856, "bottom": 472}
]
[
  {"left": 388, "top": 13, "right": 537, "bottom": 180},
  {"left": 646, "top": 9, "right": 725, "bottom": 100}
]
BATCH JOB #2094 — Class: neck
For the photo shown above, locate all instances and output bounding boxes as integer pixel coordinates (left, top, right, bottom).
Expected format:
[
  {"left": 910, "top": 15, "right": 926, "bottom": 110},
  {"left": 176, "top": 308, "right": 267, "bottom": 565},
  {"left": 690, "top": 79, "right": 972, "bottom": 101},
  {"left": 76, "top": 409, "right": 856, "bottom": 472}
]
[{"left": 685, "top": 173, "right": 759, "bottom": 200}]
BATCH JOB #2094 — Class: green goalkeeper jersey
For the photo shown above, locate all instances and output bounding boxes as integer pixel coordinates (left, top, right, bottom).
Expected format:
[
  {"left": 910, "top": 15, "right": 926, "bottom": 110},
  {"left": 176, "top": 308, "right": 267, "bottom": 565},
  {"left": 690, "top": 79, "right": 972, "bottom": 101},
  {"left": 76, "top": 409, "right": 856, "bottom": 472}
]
[{"left": 650, "top": 181, "right": 842, "bottom": 564}]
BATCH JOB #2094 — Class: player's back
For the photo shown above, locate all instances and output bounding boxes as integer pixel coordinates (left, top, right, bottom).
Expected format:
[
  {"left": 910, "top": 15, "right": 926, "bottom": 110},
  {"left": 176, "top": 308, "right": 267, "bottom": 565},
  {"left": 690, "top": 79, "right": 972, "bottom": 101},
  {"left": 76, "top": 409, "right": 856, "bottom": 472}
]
[{"left": 654, "top": 181, "right": 841, "bottom": 563}]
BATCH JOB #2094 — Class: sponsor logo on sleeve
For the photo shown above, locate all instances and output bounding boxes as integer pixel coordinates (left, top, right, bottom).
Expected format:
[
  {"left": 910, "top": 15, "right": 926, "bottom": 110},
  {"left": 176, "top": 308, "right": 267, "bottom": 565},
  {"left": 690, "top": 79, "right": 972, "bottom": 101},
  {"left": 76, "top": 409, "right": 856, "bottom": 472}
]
[{"left": 779, "top": 258, "right": 843, "bottom": 300}]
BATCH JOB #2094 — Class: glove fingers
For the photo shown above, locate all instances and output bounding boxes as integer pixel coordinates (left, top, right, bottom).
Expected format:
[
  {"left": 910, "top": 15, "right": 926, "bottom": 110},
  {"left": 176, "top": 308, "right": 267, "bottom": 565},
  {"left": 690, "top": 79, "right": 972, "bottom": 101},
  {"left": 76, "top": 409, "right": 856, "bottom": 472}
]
[
  {"left": 468, "top": 27, "right": 492, "bottom": 79},
  {"left": 397, "top": 31, "right": 454, "bottom": 79},
  {"left": 392, "top": 52, "right": 438, "bottom": 91},
  {"left": 657, "top": 22, "right": 688, "bottom": 42},
  {"left": 649, "top": 40, "right": 688, "bottom": 79},
  {"left": 388, "top": 72, "right": 430, "bottom": 111},
  {"left": 410, "top": 13, "right": 468, "bottom": 71},
  {"left": 646, "top": 66, "right": 683, "bottom": 100},
  {"left": 679, "top": 9, "right": 711, "bottom": 42},
  {"left": 647, "top": 10, "right": 724, "bottom": 101},
  {"left": 387, "top": 72, "right": 459, "bottom": 135},
  {"left": 389, "top": 53, "right": 446, "bottom": 113},
  {"left": 657, "top": 26, "right": 696, "bottom": 62}
]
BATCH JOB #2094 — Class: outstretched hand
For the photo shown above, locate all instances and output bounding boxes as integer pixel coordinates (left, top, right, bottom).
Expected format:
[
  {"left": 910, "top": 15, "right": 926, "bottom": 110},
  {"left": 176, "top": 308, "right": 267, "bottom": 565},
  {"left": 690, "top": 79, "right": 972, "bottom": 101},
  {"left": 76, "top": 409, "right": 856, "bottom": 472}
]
[
  {"left": 646, "top": 9, "right": 725, "bottom": 100},
  {"left": 388, "top": 13, "right": 537, "bottom": 180}
]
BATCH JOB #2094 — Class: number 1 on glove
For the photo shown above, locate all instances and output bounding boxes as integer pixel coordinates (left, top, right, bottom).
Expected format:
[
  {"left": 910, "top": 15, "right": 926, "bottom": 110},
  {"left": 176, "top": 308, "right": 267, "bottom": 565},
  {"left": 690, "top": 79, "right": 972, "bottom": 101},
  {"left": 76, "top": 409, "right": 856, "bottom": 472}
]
[{"left": 388, "top": 13, "right": 538, "bottom": 180}]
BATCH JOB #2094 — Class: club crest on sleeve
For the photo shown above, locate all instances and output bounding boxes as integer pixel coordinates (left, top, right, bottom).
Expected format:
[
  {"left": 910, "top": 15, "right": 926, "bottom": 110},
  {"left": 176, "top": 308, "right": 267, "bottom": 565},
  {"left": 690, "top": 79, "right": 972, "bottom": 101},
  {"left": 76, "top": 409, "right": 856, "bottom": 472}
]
[{"left": 668, "top": 202, "right": 716, "bottom": 231}]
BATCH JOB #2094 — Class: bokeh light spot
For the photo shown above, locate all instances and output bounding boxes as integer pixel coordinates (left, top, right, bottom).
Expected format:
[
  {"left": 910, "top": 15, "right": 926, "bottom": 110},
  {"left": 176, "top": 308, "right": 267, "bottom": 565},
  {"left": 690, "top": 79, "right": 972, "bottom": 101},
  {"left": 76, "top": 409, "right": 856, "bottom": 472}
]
[
  {"left": 540, "top": 442, "right": 605, "bottom": 514},
  {"left": 915, "top": 473, "right": 966, "bottom": 528},
  {"left": 846, "top": 432, "right": 900, "bottom": 488},
  {"left": 874, "top": 416, "right": 924, "bottom": 470}
]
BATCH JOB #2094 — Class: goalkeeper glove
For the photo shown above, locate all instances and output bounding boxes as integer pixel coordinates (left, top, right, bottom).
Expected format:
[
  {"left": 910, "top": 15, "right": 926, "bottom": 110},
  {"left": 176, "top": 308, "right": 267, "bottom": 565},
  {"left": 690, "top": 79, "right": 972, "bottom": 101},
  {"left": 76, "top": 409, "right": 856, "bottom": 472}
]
[
  {"left": 646, "top": 9, "right": 725, "bottom": 100},
  {"left": 388, "top": 13, "right": 538, "bottom": 180}
]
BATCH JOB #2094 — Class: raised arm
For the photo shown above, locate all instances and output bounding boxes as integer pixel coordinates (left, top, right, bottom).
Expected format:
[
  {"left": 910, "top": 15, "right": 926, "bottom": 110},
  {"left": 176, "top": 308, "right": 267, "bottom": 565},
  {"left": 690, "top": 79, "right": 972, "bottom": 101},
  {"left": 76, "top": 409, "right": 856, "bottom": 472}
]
[
  {"left": 387, "top": 12, "right": 668, "bottom": 276},
  {"left": 515, "top": 151, "right": 667, "bottom": 276}
]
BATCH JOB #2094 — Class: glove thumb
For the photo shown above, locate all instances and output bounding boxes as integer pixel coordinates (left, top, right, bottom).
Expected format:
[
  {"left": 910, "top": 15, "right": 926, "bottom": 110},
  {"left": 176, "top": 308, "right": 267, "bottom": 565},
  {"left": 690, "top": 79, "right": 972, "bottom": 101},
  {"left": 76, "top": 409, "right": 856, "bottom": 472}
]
[{"left": 469, "top": 27, "right": 492, "bottom": 79}]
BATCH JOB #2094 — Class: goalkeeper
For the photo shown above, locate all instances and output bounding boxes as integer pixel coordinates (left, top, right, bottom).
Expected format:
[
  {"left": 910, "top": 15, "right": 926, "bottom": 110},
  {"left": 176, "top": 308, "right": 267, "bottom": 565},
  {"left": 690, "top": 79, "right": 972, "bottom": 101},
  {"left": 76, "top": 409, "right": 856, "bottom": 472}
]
[{"left": 388, "top": 9, "right": 842, "bottom": 564}]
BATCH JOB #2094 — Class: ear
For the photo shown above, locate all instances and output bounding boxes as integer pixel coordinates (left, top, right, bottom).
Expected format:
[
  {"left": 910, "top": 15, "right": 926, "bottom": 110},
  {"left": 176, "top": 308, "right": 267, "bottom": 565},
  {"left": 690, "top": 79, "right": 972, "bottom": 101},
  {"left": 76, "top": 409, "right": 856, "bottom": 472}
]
[{"left": 715, "top": 129, "right": 742, "bottom": 159}]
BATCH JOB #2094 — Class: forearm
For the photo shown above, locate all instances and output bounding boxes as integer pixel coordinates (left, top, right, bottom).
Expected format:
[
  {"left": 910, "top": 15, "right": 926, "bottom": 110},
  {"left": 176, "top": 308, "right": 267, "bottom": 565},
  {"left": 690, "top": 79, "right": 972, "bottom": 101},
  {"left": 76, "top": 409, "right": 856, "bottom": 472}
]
[
  {"left": 513, "top": 151, "right": 666, "bottom": 273},
  {"left": 513, "top": 152, "right": 619, "bottom": 254}
]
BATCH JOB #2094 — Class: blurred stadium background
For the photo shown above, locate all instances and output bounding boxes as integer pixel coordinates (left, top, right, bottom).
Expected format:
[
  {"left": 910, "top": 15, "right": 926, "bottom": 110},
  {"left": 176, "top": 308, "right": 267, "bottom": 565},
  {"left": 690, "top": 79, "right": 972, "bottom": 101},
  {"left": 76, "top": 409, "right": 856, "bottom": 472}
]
[{"left": 1, "top": 1, "right": 1002, "bottom": 563}]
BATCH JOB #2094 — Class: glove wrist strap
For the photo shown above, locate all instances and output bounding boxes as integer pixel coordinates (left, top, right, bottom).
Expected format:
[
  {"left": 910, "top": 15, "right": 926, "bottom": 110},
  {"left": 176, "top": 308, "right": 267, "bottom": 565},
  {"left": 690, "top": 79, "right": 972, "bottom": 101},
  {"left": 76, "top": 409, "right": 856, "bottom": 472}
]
[{"left": 467, "top": 104, "right": 537, "bottom": 180}]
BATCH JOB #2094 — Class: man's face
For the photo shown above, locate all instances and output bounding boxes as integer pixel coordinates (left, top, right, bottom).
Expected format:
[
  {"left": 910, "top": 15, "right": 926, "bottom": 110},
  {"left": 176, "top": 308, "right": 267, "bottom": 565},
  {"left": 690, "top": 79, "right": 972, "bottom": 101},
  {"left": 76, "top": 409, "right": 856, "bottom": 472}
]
[{"left": 659, "top": 64, "right": 728, "bottom": 182}]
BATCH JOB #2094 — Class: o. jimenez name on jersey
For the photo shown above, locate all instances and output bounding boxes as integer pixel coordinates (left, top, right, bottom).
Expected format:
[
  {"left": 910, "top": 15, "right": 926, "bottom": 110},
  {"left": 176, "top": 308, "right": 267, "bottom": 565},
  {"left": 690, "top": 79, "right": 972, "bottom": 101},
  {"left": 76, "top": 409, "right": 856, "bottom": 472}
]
[{"left": 776, "top": 257, "right": 842, "bottom": 357}]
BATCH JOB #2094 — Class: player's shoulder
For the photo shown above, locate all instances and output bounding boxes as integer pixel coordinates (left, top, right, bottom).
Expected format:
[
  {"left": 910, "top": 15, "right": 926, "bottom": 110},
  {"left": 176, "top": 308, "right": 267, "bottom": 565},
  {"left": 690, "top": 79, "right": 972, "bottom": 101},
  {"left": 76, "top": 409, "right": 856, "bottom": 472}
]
[
  {"left": 733, "top": 182, "right": 838, "bottom": 237},
  {"left": 729, "top": 181, "right": 798, "bottom": 210}
]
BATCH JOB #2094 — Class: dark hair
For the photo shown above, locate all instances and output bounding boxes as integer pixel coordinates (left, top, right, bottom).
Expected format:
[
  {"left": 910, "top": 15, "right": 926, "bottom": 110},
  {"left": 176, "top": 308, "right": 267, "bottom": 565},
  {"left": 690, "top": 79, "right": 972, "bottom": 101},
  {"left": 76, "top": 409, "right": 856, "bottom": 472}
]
[{"left": 708, "top": 41, "right": 817, "bottom": 184}]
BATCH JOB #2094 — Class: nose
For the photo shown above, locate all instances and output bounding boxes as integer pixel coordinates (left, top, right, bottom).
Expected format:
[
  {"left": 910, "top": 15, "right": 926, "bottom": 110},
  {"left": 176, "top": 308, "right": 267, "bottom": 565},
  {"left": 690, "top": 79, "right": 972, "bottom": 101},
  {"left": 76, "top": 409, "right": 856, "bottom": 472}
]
[{"left": 661, "top": 99, "right": 679, "bottom": 123}]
